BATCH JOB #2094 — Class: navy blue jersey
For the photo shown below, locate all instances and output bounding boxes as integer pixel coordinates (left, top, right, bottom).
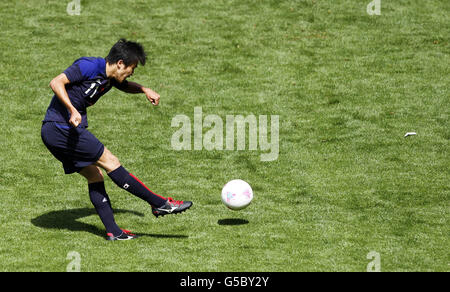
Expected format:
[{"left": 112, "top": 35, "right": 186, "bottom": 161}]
[{"left": 43, "top": 57, "right": 126, "bottom": 128}]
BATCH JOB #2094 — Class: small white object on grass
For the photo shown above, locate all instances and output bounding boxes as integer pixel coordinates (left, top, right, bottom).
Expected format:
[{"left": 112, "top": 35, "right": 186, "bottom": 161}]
[{"left": 404, "top": 132, "right": 417, "bottom": 137}]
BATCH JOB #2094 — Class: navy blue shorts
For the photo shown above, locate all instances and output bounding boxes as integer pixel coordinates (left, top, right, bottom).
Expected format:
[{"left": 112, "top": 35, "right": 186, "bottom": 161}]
[{"left": 41, "top": 122, "right": 105, "bottom": 174}]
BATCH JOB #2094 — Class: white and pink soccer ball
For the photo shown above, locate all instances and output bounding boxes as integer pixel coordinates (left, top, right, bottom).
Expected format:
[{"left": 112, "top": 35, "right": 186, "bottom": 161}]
[{"left": 221, "top": 179, "right": 253, "bottom": 210}]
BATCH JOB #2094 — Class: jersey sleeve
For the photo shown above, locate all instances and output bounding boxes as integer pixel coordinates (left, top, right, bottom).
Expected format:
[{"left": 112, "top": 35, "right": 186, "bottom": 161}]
[
  {"left": 63, "top": 58, "right": 100, "bottom": 83},
  {"left": 111, "top": 78, "right": 129, "bottom": 91}
]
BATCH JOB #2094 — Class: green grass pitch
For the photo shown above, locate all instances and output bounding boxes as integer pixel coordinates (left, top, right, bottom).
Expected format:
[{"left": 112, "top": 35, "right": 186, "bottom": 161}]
[{"left": 0, "top": 0, "right": 448, "bottom": 271}]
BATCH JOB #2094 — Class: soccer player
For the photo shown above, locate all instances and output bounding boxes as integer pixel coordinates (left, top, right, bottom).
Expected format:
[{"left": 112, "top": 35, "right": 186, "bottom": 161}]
[{"left": 41, "top": 39, "right": 192, "bottom": 241}]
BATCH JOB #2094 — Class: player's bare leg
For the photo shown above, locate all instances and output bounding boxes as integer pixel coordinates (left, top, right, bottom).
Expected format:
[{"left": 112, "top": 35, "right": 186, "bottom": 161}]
[
  {"left": 93, "top": 147, "right": 121, "bottom": 174},
  {"left": 79, "top": 164, "right": 104, "bottom": 184}
]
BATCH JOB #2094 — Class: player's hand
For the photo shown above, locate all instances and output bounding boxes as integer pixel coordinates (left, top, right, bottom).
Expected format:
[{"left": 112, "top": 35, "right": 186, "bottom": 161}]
[
  {"left": 69, "top": 108, "right": 82, "bottom": 128},
  {"left": 143, "top": 87, "right": 160, "bottom": 106}
]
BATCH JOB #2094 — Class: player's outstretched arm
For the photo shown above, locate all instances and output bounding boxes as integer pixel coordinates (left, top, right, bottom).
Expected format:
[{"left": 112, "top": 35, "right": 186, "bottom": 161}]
[
  {"left": 116, "top": 81, "right": 160, "bottom": 106},
  {"left": 49, "top": 73, "right": 82, "bottom": 127},
  {"left": 142, "top": 86, "right": 160, "bottom": 106}
]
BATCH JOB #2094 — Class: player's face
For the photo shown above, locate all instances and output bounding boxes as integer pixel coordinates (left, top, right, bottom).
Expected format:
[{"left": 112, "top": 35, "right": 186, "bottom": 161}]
[{"left": 116, "top": 61, "right": 137, "bottom": 83}]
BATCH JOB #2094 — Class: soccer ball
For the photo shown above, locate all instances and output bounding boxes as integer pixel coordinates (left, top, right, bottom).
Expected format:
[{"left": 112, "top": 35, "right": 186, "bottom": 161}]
[{"left": 221, "top": 179, "right": 253, "bottom": 210}]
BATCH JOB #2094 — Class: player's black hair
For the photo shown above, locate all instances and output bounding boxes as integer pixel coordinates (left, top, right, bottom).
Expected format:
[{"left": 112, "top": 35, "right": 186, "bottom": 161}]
[{"left": 105, "top": 39, "right": 147, "bottom": 67}]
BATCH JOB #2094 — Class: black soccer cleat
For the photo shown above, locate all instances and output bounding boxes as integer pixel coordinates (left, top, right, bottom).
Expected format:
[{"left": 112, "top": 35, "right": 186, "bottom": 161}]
[
  {"left": 152, "top": 197, "right": 193, "bottom": 218},
  {"left": 106, "top": 229, "right": 138, "bottom": 241}
]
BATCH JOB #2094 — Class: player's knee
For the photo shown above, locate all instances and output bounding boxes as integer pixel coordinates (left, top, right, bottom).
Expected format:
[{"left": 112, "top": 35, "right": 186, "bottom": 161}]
[
  {"left": 107, "top": 151, "right": 121, "bottom": 168},
  {"left": 100, "top": 148, "right": 121, "bottom": 172}
]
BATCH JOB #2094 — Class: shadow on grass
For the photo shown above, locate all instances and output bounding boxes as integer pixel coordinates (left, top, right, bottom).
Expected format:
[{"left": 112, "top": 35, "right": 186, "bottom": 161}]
[
  {"left": 217, "top": 218, "right": 249, "bottom": 226},
  {"left": 31, "top": 208, "right": 188, "bottom": 239}
]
